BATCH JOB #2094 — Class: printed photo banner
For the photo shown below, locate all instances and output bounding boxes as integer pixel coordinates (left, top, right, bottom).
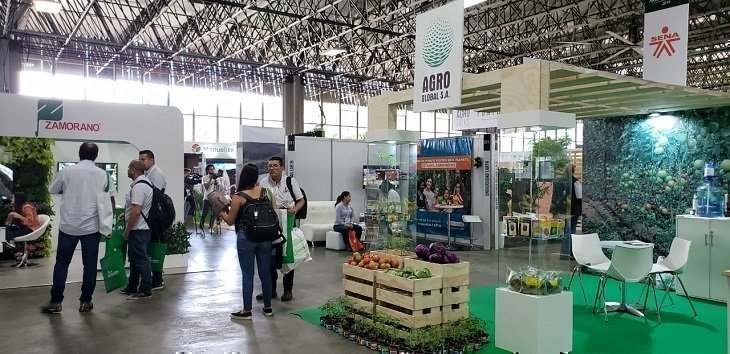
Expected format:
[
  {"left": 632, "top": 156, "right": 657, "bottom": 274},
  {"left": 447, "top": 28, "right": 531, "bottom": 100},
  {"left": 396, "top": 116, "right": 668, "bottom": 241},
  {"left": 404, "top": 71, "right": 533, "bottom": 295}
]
[{"left": 416, "top": 137, "right": 473, "bottom": 239}]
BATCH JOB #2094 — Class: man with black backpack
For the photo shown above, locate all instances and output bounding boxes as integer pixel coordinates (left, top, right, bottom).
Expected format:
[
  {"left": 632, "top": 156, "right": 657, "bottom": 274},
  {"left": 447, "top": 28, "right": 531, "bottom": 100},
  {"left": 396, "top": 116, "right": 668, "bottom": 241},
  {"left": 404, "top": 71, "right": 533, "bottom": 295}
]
[
  {"left": 139, "top": 149, "right": 168, "bottom": 290},
  {"left": 257, "top": 156, "right": 306, "bottom": 302},
  {"left": 120, "top": 160, "right": 155, "bottom": 299}
]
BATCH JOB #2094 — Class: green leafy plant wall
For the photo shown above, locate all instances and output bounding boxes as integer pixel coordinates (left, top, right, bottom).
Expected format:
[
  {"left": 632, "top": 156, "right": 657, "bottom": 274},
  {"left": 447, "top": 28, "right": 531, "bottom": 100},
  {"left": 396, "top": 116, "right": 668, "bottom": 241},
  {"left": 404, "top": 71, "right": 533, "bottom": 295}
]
[
  {"left": 583, "top": 107, "right": 730, "bottom": 255},
  {"left": 0, "top": 137, "right": 55, "bottom": 258}
]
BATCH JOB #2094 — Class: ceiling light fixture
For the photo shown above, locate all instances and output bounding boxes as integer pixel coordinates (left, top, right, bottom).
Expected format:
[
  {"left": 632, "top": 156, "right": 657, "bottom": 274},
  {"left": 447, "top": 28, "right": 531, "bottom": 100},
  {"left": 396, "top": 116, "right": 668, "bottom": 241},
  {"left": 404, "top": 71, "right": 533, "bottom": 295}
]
[
  {"left": 464, "top": 0, "right": 487, "bottom": 8},
  {"left": 529, "top": 126, "right": 543, "bottom": 131},
  {"left": 321, "top": 48, "right": 347, "bottom": 56},
  {"left": 34, "top": 0, "right": 62, "bottom": 13}
]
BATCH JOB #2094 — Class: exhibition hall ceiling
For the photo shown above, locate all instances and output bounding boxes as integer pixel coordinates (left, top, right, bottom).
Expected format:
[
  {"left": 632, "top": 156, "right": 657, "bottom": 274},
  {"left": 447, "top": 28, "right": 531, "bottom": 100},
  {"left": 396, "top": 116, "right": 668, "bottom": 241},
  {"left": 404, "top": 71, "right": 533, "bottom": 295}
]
[{"left": 1, "top": 0, "right": 729, "bottom": 98}]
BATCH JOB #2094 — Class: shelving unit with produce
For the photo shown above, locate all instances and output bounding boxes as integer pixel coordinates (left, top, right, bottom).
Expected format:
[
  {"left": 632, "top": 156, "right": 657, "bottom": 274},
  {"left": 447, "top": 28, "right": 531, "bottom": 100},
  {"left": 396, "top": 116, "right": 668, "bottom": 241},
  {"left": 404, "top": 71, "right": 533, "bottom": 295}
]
[{"left": 375, "top": 269, "right": 443, "bottom": 328}]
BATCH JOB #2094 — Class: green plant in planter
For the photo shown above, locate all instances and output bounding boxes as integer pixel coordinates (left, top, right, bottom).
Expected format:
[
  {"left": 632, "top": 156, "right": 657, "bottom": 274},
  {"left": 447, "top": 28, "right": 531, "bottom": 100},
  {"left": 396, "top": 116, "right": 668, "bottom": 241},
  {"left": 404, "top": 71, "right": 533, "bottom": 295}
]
[
  {"left": 0, "top": 137, "right": 55, "bottom": 258},
  {"left": 164, "top": 221, "right": 191, "bottom": 255}
]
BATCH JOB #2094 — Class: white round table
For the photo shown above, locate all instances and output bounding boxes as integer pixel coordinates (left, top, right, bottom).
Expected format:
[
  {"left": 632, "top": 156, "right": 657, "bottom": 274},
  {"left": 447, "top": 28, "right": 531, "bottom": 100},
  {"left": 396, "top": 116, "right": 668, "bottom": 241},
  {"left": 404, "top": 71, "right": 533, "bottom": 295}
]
[{"left": 435, "top": 204, "right": 463, "bottom": 249}]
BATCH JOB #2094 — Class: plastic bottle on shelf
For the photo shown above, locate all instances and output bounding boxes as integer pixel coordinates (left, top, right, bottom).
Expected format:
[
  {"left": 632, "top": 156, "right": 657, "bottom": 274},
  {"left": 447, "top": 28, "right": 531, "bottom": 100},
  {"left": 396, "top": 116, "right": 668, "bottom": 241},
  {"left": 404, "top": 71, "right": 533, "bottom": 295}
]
[{"left": 695, "top": 163, "right": 726, "bottom": 218}]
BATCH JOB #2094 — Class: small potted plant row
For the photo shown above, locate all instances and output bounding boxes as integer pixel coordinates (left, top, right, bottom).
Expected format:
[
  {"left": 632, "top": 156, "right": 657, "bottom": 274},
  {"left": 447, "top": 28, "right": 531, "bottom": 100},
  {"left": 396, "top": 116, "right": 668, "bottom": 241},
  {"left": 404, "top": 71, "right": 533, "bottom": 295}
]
[{"left": 319, "top": 297, "right": 489, "bottom": 353}]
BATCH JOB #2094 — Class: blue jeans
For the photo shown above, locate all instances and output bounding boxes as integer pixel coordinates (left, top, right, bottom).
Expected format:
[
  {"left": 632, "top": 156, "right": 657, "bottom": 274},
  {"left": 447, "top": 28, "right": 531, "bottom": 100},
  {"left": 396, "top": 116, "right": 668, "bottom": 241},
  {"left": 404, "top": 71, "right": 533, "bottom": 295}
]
[
  {"left": 237, "top": 229, "right": 273, "bottom": 311},
  {"left": 333, "top": 223, "right": 362, "bottom": 251},
  {"left": 50, "top": 231, "right": 101, "bottom": 304},
  {"left": 127, "top": 230, "right": 152, "bottom": 294}
]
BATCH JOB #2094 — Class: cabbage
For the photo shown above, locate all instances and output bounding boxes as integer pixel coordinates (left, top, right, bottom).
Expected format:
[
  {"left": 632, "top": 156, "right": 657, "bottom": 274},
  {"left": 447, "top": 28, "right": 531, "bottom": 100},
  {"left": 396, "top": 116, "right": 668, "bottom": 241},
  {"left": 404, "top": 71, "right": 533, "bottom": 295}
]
[
  {"left": 429, "top": 253, "right": 444, "bottom": 264},
  {"left": 444, "top": 251, "right": 459, "bottom": 264},
  {"left": 415, "top": 244, "right": 430, "bottom": 260},
  {"left": 429, "top": 242, "right": 447, "bottom": 256}
]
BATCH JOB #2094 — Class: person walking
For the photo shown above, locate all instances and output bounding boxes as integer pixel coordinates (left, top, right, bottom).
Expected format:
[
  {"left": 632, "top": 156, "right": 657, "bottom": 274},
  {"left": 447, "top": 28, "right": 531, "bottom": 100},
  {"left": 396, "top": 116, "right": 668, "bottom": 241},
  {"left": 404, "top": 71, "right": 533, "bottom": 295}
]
[
  {"left": 257, "top": 156, "right": 304, "bottom": 302},
  {"left": 219, "top": 163, "right": 274, "bottom": 319},
  {"left": 199, "top": 164, "right": 219, "bottom": 235},
  {"left": 41, "top": 142, "right": 110, "bottom": 313},
  {"left": 138, "top": 149, "right": 167, "bottom": 289},
  {"left": 119, "top": 160, "right": 155, "bottom": 299}
]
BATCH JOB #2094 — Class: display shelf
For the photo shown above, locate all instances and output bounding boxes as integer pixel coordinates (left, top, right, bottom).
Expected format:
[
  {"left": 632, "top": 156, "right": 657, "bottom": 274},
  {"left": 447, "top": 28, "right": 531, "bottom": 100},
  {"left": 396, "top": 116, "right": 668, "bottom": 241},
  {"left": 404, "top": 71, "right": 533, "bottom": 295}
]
[
  {"left": 342, "top": 263, "right": 376, "bottom": 314},
  {"left": 403, "top": 258, "right": 470, "bottom": 288}
]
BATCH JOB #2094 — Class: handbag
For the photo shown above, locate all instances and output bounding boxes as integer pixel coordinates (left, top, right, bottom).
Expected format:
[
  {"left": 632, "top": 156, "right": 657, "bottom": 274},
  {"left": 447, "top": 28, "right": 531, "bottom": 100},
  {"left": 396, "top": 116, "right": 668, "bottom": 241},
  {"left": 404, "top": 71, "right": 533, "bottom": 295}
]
[
  {"left": 100, "top": 246, "right": 127, "bottom": 293},
  {"left": 97, "top": 173, "right": 113, "bottom": 236},
  {"left": 348, "top": 229, "right": 364, "bottom": 252},
  {"left": 147, "top": 242, "right": 168, "bottom": 272},
  {"left": 280, "top": 227, "right": 312, "bottom": 274},
  {"left": 281, "top": 214, "right": 296, "bottom": 264}
]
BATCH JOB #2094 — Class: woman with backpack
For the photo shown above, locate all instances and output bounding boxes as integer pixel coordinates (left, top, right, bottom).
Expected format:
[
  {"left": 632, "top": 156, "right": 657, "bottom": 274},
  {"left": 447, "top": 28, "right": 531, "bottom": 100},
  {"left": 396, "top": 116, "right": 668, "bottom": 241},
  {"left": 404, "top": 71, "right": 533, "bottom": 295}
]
[{"left": 219, "top": 164, "right": 276, "bottom": 320}]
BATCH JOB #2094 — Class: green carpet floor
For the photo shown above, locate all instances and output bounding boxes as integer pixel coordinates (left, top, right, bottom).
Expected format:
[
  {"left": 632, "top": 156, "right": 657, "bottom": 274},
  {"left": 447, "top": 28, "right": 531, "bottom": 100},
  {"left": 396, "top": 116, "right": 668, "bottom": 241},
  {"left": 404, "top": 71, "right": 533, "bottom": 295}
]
[{"left": 292, "top": 274, "right": 728, "bottom": 353}]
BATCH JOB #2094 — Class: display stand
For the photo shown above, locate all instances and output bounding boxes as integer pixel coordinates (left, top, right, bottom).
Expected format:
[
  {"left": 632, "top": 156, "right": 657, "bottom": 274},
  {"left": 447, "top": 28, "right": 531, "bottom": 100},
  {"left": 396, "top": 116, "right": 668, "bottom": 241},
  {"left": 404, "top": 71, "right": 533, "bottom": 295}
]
[{"left": 495, "top": 288, "right": 572, "bottom": 354}]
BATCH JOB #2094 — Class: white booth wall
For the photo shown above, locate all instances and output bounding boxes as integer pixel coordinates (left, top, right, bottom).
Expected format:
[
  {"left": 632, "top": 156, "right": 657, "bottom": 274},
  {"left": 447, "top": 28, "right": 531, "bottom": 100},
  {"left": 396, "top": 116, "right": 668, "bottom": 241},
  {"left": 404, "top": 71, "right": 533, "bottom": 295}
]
[{"left": 286, "top": 136, "right": 368, "bottom": 219}]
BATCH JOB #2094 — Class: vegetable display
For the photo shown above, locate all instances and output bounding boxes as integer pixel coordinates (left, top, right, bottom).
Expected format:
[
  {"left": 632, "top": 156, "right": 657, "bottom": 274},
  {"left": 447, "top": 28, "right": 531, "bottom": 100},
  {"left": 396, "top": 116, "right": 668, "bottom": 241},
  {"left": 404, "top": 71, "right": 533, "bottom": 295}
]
[
  {"left": 385, "top": 266, "right": 432, "bottom": 279},
  {"left": 346, "top": 252, "right": 400, "bottom": 270},
  {"left": 506, "top": 267, "right": 562, "bottom": 295},
  {"left": 415, "top": 242, "right": 461, "bottom": 264}
]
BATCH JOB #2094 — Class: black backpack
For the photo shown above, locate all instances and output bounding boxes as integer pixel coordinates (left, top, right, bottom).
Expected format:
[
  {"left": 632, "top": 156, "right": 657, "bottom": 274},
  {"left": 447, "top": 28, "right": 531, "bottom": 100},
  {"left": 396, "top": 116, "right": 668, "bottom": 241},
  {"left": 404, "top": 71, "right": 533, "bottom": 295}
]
[
  {"left": 134, "top": 180, "right": 176, "bottom": 235},
  {"left": 286, "top": 176, "right": 308, "bottom": 220},
  {"left": 237, "top": 189, "right": 282, "bottom": 242}
]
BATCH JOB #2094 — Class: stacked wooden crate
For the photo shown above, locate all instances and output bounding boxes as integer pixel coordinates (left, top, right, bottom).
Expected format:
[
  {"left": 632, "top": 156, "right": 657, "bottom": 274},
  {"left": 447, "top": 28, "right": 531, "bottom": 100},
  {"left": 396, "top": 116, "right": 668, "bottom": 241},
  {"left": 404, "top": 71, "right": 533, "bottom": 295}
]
[
  {"left": 403, "top": 258, "right": 471, "bottom": 324},
  {"left": 374, "top": 270, "right": 443, "bottom": 328},
  {"left": 341, "top": 250, "right": 471, "bottom": 327},
  {"left": 342, "top": 263, "right": 376, "bottom": 314}
]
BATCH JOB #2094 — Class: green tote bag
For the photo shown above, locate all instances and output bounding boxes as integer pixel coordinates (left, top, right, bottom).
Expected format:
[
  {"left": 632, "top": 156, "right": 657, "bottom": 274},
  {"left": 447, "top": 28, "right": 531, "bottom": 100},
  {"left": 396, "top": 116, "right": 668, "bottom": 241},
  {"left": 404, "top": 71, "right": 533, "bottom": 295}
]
[
  {"left": 147, "top": 242, "right": 168, "bottom": 273},
  {"left": 100, "top": 247, "right": 128, "bottom": 293}
]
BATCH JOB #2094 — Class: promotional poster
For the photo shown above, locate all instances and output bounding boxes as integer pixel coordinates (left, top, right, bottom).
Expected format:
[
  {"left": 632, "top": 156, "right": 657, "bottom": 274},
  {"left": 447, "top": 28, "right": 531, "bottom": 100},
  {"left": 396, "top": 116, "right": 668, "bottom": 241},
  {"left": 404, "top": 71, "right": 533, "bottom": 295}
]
[{"left": 416, "top": 137, "right": 473, "bottom": 238}]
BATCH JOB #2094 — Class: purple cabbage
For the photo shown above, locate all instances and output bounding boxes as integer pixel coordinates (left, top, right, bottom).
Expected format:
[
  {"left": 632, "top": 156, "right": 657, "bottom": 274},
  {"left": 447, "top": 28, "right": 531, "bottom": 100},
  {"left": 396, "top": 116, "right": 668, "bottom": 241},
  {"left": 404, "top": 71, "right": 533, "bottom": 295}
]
[
  {"left": 429, "top": 242, "right": 447, "bottom": 256},
  {"left": 443, "top": 251, "right": 459, "bottom": 264},
  {"left": 415, "top": 244, "right": 430, "bottom": 260},
  {"left": 429, "top": 253, "right": 444, "bottom": 264}
]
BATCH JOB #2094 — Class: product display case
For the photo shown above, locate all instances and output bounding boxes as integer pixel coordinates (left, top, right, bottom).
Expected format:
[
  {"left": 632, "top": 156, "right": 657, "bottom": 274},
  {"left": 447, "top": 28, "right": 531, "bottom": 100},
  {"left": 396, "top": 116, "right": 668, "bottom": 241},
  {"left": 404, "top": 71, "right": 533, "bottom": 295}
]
[
  {"left": 363, "top": 130, "right": 418, "bottom": 247},
  {"left": 495, "top": 111, "right": 577, "bottom": 284}
]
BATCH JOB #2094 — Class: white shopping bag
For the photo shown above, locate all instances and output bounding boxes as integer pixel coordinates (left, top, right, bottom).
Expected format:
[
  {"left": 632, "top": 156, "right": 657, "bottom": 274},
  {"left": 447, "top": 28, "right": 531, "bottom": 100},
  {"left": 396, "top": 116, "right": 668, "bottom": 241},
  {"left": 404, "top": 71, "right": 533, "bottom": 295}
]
[{"left": 280, "top": 227, "right": 312, "bottom": 275}]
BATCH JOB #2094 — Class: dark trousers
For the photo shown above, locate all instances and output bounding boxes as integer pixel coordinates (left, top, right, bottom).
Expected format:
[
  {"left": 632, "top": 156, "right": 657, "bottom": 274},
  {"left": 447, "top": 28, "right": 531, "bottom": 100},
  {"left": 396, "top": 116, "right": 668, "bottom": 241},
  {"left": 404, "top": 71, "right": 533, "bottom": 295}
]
[
  {"left": 50, "top": 231, "right": 101, "bottom": 304},
  {"left": 269, "top": 265, "right": 294, "bottom": 294},
  {"left": 127, "top": 230, "right": 152, "bottom": 294},
  {"left": 333, "top": 223, "right": 363, "bottom": 251},
  {"left": 199, "top": 200, "right": 215, "bottom": 229},
  {"left": 5, "top": 225, "right": 31, "bottom": 241}
]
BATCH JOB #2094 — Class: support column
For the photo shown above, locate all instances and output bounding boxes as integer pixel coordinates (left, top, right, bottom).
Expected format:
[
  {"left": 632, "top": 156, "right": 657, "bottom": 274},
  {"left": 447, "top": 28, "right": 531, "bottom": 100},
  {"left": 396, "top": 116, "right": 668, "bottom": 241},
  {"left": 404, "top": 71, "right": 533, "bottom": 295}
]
[
  {"left": 0, "top": 39, "right": 22, "bottom": 94},
  {"left": 283, "top": 74, "right": 304, "bottom": 135},
  {"left": 367, "top": 93, "right": 398, "bottom": 130}
]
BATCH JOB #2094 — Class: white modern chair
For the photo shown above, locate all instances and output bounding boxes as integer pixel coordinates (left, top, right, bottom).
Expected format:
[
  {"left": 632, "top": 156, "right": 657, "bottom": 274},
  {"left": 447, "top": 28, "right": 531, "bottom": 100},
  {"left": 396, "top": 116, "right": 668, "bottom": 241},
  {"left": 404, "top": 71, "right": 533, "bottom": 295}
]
[
  {"left": 638, "top": 237, "right": 697, "bottom": 317},
  {"left": 593, "top": 244, "right": 659, "bottom": 323},
  {"left": 12, "top": 214, "right": 51, "bottom": 268},
  {"left": 566, "top": 233, "right": 611, "bottom": 306}
]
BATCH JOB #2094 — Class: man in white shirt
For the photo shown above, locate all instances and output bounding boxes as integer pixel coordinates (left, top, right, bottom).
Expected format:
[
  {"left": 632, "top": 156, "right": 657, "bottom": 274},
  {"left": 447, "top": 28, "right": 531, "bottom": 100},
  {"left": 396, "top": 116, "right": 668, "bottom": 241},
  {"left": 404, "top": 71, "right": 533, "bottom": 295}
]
[
  {"left": 119, "top": 160, "right": 155, "bottom": 299},
  {"left": 199, "top": 164, "right": 219, "bottom": 234},
  {"left": 258, "top": 156, "right": 304, "bottom": 302},
  {"left": 139, "top": 149, "right": 167, "bottom": 289},
  {"left": 42, "top": 142, "right": 109, "bottom": 314}
]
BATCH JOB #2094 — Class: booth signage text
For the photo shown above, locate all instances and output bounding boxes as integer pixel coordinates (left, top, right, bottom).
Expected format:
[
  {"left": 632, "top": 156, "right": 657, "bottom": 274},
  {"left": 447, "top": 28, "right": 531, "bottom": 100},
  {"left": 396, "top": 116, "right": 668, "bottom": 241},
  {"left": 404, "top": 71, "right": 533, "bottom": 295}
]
[
  {"left": 413, "top": 0, "right": 463, "bottom": 112},
  {"left": 643, "top": 0, "right": 688, "bottom": 85}
]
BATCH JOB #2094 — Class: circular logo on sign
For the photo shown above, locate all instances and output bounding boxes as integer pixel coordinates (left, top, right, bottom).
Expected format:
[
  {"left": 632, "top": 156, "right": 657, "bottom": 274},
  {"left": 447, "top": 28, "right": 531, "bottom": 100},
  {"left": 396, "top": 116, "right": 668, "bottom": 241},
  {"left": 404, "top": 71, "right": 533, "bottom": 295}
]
[
  {"left": 422, "top": 17, "right": 454, "bottom": 68},
  {"left": 191, "top": 143, "right": 201, "bottom": 153}
]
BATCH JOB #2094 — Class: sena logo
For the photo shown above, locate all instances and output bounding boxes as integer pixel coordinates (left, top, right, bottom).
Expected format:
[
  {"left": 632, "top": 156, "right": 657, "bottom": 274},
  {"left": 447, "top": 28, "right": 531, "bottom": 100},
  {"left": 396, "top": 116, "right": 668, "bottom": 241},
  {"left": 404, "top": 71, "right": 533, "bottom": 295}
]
[{"left": 650, "top": 26, "right": 680, "bottom": 58}]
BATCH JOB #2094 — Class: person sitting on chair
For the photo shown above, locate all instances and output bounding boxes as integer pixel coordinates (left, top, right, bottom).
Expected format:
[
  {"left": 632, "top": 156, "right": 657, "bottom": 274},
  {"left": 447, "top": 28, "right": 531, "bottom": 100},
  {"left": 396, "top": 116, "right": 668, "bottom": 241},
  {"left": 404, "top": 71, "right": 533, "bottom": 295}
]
[
  {"left": 333, "top": 191, "right": 363, "bottom": 252},
  {"left": 4, "top": 192, "right": 40, "bottom": 248}
]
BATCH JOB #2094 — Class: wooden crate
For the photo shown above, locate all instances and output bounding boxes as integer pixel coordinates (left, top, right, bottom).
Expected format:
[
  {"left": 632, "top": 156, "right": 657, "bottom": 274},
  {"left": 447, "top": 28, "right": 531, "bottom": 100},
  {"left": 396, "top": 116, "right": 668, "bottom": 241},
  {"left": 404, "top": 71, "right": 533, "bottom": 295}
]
[
  {"left": 342, "top": 263, "right": 377, "bottom": 314},
  {"left": 374, "top": 271, "right": 443, "bottom": 328},
  {"left": 403, "top": 258, "right": 470, "bottom": 287},
  {"left": 442, "top": 302, "right": 469, "bottom": 323},
  {"left": 442, "top": 285, "right": 470, "bottom": 306}
]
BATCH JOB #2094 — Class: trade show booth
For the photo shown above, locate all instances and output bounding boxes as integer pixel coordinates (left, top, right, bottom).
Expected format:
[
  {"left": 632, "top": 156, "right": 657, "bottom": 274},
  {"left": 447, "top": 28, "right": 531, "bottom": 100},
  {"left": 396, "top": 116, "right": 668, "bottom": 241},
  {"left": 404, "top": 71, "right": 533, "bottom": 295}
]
[{"left": 0, "top": 92, "right": 184, "bottom": 281}]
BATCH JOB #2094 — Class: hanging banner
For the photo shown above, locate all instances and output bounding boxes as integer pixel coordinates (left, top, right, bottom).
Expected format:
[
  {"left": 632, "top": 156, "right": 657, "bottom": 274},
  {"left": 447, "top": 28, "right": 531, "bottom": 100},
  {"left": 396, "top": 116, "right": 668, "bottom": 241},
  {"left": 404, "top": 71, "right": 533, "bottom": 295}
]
[
  {"left": 413, "top": 0, "right": 464, "bottom": 113},
  {"left": 416, "top": 137, "right": 473, "bottom": 239},
  {"left": 643, "top": 0, "right": 689, "bottom": 86},
  {"left": 452, "top": 109, "right": 499, "bottom": 131}
]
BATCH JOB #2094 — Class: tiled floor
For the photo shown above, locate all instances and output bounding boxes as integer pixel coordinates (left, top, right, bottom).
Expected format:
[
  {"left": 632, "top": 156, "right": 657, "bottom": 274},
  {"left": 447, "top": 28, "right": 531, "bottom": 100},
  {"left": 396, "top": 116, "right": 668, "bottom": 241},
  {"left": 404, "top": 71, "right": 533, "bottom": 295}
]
[{"left": 0, "top": 228, "right": 570, "bottom": 353}]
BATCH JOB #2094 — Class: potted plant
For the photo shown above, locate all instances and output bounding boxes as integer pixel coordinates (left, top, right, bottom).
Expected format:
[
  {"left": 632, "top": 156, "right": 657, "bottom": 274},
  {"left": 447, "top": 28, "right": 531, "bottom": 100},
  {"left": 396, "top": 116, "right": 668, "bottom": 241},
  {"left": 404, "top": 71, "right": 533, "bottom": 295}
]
[
  {"left": 319, "top": 297, "right": 339, "bottom": 330},
  {"left": 353, "top": 316, "right": 370, "bottom": 345},
  {"left": 164, "top": 221, "right": 191, "bottom": 268}
]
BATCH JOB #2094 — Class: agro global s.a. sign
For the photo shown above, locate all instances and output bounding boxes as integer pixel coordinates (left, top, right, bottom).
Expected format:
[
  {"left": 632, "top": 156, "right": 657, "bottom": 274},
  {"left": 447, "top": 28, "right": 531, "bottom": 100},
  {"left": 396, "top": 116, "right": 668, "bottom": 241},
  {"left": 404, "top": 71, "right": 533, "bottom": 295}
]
[{"left": 413, "top": 0, "right": 464, "bottom": 113}]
